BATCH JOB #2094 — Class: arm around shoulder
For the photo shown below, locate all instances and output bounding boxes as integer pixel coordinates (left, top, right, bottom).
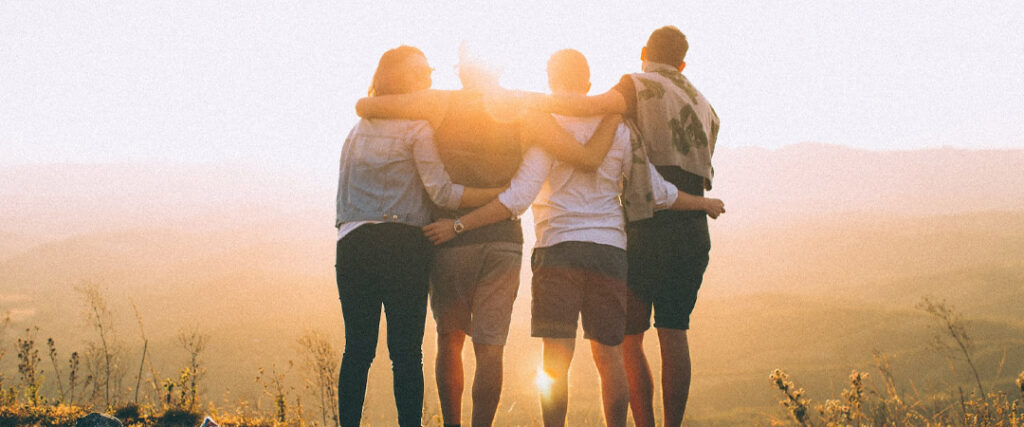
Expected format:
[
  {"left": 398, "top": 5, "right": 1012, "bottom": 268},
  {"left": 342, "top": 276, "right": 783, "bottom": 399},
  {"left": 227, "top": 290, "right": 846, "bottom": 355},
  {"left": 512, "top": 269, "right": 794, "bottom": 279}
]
[
  {"left": 355, "top": 90, "right": 450, "bottom": 127},
  {"left": 536, "top": 89, "right": 628, "bottom": 117},
  {"left": 422, "top": 147, "right": 551, "bottom": 246},
  {"left": 523, "top": 112, "right": 621, "bottom": 171}
]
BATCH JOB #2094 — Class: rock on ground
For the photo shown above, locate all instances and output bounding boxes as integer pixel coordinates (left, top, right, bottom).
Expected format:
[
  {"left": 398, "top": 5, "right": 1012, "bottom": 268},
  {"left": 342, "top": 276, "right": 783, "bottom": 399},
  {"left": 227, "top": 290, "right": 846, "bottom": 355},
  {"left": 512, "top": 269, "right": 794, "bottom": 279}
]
[{"left": 76, "top": 412, "right": 123, "bottom": 427}]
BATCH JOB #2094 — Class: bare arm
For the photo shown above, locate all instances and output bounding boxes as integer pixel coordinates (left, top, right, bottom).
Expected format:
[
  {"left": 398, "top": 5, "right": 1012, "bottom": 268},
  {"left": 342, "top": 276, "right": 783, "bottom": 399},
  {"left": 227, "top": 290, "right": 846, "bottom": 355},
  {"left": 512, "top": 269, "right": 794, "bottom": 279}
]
[
  {"left": 458, "top": 187, "right": 506, "bottom": 208},
  {"left": 527, "top": 88, "right": 628, "bottom": 117},
  {"left": 411, "top": 122, "right": 504, "bottom": 210},
  {"left": 523, "top": 112, "right": 621, "bottom": 172},
  {"left": 627, "top": 153, "right": 724, "bottom": 218},
  {"left": 355, "top": 90, "right": 451, "bottom": 128},
  {"left": 422, "top": 200, "right": 511, "bottom": 245},
  {"left": 670, "top": 192, "right": 725, "bottom": 218},
  {"left": 423, "top": 148, "right": 551, "bottom": 245}
]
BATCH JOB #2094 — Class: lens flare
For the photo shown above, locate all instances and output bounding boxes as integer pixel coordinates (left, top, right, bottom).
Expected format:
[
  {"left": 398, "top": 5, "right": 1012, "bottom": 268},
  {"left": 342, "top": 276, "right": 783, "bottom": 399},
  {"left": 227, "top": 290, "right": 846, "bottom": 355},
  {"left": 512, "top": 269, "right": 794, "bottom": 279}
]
[{"left": 535, "top": 366, "right": 554, "bottom": 394}]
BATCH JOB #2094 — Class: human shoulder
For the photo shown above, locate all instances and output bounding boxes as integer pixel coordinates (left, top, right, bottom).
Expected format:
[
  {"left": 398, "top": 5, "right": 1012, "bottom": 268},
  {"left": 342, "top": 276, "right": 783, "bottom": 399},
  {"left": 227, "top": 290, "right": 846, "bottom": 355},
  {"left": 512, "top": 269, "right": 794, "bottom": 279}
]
[
  {"left": 613, "top": 74, "right": 637, "bottom": 98},
  {"left": 358, "top": 118, "right": 433, "bottom": 136},
  {"left": 552, "top": 115, "right": 605, "bottom": 143},
  {"left": 679, "top": 74, "right": 718, "bottom": 120}
]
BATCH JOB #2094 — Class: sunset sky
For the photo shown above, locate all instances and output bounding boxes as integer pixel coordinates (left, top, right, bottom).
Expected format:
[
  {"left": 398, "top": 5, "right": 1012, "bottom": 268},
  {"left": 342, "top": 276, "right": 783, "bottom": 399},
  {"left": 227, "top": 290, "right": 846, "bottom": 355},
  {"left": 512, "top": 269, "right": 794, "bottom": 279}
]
[{"left": 2, "top": 1, "right": 1022, "bottom": 168}]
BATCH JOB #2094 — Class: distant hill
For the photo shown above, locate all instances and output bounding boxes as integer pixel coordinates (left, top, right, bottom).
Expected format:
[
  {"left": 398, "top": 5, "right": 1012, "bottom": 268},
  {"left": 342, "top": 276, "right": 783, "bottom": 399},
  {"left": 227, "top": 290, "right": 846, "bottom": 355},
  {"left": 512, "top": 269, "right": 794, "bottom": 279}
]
[
  {"left": 0, "top": 217, "right": 334, "bottom": 337},
  {"left": 0, "top": 230, "right": 41, "bottom": 262},
  {"left": 849, "top": 261, "right": 1024, "bottom": 322},
  {"left": 4, "top": 145, "right": 1024, "bottom": 333},
  {"left": 712, "top": 143, "right": 1024, "bottom": 224},
  {"left": 0, "top": 162, "right": 332, "bottom": 240},
  {"left": 2, "top": 144, "right": 1023, "bottom": 240},
  {"left": 705, "top": 210, "right": 1024, "bottom": 301}
]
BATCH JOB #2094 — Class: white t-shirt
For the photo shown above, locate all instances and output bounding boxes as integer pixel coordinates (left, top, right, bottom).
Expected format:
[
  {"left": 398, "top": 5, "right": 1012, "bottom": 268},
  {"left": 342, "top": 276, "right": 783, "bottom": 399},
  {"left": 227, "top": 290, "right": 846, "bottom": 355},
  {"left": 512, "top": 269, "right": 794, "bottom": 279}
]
[{"left": 497, "top": 116, "right": 678, "bottom": 250}]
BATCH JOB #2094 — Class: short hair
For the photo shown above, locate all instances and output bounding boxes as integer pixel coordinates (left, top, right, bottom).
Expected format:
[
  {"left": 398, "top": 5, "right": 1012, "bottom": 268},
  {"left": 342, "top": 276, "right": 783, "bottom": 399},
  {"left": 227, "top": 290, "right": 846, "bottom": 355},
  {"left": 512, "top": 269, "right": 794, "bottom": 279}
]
[
  {"left": 645, "top": 26, "right": 688, "bottom": 67},
  {"left": 369, "top": 45, "right": 427, "bottom": 96},
  {"left": 546, "top": 49, "right": 590, "bottom": 93}
]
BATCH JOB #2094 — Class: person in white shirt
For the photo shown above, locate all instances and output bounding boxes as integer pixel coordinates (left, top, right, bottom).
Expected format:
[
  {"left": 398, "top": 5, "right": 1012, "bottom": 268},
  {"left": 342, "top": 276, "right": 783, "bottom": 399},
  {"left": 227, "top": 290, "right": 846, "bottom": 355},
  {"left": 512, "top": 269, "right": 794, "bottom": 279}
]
[{"left": 423, "top": 49, "right": 724, "bottom": 427}]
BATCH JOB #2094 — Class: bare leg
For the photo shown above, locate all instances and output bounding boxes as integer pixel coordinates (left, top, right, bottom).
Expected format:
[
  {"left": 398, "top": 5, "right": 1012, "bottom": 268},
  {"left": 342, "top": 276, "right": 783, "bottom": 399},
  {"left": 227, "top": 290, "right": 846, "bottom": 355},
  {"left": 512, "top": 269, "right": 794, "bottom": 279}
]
[
  {"left": 621, "top": 333, "right": 654, "bottom": 427},
  {"left": 471, "top": 343, "right": 504, "bottom": 427},
  {"left": 658, "top": 328, "right": 691, "bottom": 426},
  {"left": 540, "top": 338, "right": 575, "bottom": 427},
  {"left": 436, "top": 331, "right": 466, "bottom": 425},
  {"left": 590, "top": 340, "right": 629, "bottom": 427}
]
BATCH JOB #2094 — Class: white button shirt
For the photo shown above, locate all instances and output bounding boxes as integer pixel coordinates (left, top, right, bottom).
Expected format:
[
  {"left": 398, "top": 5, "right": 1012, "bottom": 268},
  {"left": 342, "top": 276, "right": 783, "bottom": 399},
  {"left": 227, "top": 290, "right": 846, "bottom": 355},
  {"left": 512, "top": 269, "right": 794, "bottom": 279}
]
[{"left": 497, "top": 116, "right": 678, "bottom": 250}]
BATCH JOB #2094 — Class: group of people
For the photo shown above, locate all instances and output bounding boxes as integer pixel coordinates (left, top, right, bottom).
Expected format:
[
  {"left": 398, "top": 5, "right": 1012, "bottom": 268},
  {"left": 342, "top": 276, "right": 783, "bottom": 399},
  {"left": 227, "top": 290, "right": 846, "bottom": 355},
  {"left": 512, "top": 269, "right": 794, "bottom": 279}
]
[{"left": 334, "top": 25, "right": 723, "bottom": 427}]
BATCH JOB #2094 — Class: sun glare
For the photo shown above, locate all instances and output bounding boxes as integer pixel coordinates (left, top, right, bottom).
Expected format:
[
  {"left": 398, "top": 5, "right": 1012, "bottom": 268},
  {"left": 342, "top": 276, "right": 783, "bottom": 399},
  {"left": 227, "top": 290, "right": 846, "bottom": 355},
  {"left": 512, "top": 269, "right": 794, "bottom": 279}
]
[
  {"left": 535, "top": 366, "right": 554, "bottom": 394},
  {"left": 394, "top": 3, "right": 641, "bottom": 98}
]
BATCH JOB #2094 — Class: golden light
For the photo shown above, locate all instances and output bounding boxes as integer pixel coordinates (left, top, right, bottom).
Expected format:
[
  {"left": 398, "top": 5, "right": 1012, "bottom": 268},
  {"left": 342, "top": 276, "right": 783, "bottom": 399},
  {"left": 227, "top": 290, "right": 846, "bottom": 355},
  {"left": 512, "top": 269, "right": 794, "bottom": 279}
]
[
  {"left": 535, "top": 366, "right": 554, "bottom": 394},
  {"left": 400, "top": 4, "right": 641, "bottom": 97}
]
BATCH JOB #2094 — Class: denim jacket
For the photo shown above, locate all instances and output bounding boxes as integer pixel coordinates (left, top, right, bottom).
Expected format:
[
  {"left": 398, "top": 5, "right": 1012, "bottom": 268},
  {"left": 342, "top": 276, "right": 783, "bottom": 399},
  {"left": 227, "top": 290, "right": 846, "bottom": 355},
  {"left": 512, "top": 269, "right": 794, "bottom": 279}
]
[{"left": 335, "top": 119, "right": 464, "bottom": 228}]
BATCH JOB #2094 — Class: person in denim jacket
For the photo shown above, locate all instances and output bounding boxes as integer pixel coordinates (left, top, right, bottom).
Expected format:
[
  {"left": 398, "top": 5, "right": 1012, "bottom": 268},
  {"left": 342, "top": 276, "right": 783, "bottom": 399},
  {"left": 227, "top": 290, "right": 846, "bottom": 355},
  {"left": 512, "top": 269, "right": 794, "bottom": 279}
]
[{"left": 334, "top": 45, "right": 504, "bottom": 427}]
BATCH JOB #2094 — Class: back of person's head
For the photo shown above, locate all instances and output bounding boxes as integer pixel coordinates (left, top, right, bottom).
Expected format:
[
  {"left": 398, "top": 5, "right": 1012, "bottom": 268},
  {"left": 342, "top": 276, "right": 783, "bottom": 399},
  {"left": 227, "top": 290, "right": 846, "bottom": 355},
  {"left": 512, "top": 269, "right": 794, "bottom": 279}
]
[
  {"left": 546, "top": 49, "right": 591, "bottom": 95},
  {"left": 457, "top": 41, "right": 502, "bottom": 89},
  {"left": 369, "top": 45, "right": 431, "bottom": 96},
  {"left": 645, "top": 26, "right": 688, "bottom": 68}
]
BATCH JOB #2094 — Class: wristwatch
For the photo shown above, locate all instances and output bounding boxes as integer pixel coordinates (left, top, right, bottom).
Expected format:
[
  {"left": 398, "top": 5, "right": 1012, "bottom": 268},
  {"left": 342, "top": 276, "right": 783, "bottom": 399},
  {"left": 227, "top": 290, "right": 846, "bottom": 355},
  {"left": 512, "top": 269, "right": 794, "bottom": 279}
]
[{"left": 453, "top": 218, "right": 466, "bottom": 235}]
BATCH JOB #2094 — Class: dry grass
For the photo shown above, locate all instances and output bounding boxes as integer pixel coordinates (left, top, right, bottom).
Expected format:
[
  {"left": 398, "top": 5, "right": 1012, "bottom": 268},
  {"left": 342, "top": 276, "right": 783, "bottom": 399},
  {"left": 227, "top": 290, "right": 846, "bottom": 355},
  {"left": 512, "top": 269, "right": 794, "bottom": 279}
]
[{"left": 768, "top": 299, "right": 1024, "bottom": 427}]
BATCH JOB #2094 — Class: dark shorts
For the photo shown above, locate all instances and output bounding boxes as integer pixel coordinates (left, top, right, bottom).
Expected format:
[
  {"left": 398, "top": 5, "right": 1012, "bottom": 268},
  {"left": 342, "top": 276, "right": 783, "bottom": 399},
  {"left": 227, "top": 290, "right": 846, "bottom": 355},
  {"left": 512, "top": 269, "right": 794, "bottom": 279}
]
[
  {"left": 531, "top": 241, "right": 628, "bottom": 346},
  {"left": 625, "top": 211, "right": 710, "bottom": 334}
]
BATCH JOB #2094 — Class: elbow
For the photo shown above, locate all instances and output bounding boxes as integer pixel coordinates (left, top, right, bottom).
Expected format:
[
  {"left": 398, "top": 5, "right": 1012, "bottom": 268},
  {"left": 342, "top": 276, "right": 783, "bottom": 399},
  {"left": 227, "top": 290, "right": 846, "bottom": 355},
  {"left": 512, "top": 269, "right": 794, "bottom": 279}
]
[
  {"left": 503, "top": 204, "right": 525, "bottom": 219},
  {"left": 428, "top": 187, "right": 462, "bottom": 211},
  {"left": 495, "top": 197, "right": 523, "bottom": 218},
  {"left": 354, "top": 99, "right": 369, "bottom": 118},
  {"left": 445, "top": 194, "right": 465, "bottom": 211},
  {"left": 442, "top": 198, "right": 463, "bottom": 211}
]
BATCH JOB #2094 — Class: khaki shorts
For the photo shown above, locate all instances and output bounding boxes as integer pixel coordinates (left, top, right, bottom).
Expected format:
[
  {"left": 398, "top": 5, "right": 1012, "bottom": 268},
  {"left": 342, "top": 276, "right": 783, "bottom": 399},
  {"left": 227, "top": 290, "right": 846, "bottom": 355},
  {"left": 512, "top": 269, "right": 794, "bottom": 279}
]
[{"left": 430, "top": 241, "right": 522, "bottom": 346}]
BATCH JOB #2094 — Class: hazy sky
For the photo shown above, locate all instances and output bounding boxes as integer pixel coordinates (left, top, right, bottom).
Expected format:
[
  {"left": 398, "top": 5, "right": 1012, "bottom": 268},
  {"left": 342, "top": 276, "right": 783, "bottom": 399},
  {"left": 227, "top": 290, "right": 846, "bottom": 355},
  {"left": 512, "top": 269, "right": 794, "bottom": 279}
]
[{"left": 2, "top": 1, "right": 1022, "bottom": 167}]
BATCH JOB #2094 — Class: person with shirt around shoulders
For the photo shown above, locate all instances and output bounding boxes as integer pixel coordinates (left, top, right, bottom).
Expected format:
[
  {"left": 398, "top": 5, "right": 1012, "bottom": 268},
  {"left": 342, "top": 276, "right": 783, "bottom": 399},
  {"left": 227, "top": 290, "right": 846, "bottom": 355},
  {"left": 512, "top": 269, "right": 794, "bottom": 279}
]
[
  {"left": 523, "top": 27, "right": 721, "bottom": 427},
  {"left": 354, "top": 43, "right": 622, "bottom": 427},
  {"left": 334, "top": 45, "right": 509, "bottom": 427},
  {"left": 423, "top": 49, "right": 724, "bottom": 427}
]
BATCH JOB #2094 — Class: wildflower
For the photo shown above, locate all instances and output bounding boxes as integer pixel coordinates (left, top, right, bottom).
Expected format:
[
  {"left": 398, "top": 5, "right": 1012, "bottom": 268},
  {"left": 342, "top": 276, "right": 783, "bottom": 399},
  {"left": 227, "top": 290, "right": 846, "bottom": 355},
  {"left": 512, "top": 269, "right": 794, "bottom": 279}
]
[
  {"left": 770, "top": 369, "right": 812, "bottom": 425},
  {"left": 818, "top": 398, "right": 852, "bottom": 424}
]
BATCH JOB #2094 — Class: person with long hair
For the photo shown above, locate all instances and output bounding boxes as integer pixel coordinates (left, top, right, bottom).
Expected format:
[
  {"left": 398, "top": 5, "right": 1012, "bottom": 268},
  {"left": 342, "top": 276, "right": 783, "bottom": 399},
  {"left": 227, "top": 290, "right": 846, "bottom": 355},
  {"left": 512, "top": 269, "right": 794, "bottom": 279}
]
[{"left": 334, "top": 45, "right": 505, "bottom": 427}]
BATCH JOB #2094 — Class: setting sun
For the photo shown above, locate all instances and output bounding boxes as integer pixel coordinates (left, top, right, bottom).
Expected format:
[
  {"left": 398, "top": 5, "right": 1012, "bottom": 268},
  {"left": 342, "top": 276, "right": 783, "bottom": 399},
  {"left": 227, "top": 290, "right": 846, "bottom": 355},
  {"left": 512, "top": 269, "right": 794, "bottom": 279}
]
[{"left": 535, "top": 366, "right": 554, "bottom": 395}]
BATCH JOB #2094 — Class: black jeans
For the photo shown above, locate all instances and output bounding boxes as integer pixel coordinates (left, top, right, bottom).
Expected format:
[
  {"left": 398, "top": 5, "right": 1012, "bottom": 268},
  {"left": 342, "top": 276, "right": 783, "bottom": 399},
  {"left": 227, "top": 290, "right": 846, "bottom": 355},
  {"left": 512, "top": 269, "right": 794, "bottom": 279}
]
[{"left": 335, "top": 222, "right": 434, "bottom": 427}]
